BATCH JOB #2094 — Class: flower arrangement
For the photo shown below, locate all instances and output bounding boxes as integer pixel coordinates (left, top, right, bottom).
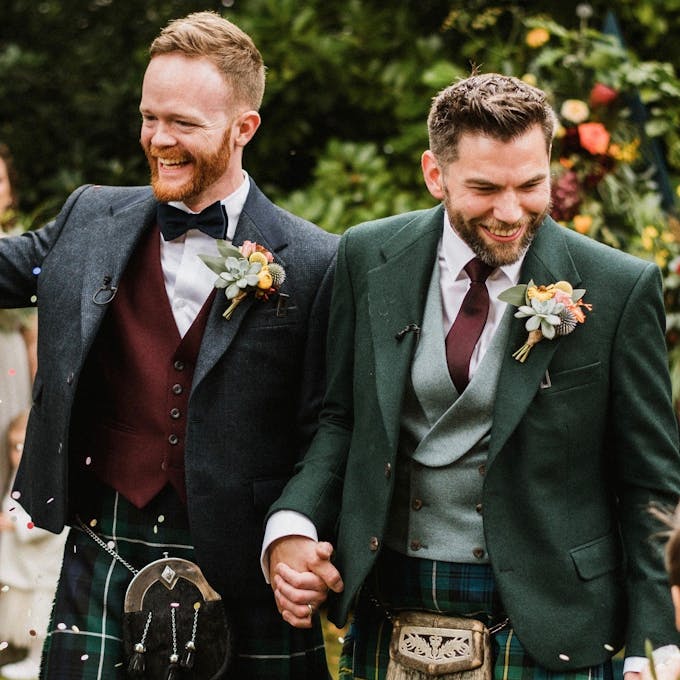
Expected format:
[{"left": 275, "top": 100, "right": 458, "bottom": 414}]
[
  {"left": 199, "top": 240, "right": 286, "bottom": 320},
  {"left": 499, "top": 280, "right": 592, "bottom": 362}
]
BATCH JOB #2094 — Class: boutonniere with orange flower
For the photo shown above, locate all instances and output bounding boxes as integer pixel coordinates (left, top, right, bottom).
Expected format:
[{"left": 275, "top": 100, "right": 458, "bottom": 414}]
[
  {"left": 498, "top": 280, "right": 592, "bottom": 362},
  {"left": 199, "top": 239, "right": 286, "bottom": 320}
]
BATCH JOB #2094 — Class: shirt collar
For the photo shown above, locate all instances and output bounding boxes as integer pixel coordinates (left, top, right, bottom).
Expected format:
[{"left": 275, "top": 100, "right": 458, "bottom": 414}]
[
  {"left": 440, "top": 210, "right": 525, "bottom": 286},
  {"left": 168, "top": 171, "right": 251, "bottom": 241}
]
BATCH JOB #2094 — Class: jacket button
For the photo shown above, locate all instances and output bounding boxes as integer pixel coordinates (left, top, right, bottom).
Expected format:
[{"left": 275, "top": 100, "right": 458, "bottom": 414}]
[
  {"left": 412, "top": 498, "right": 423, "bottom": 511},
  {"left": 472, "top": 547, "right": 485, "bottom": 559},
  {"left": 410, "top": 539, "right": 422, "bottom": 551},
  {"left": 174, "top": 360, "right": 185, "bottom": 371},
  {"left": 369, "top": 536, "right": 379, "bottom": 551},
  {"left": 169, "top": 408, "right": 181, "bottom": 419},
  {"left": 172, "top": 383, "right": 183, "bottom": 395},
  {"left": 478, "top": 464, "right": 486, "bottom": 476},
  {"left": 475, "top": 503, "right": 483, "bottom": 514},
  {"left": 384, "top": 463, "right": 391, "bottom": 478},
  {"left": 168, "top": 434, "right": 179, "bottom": 445}
]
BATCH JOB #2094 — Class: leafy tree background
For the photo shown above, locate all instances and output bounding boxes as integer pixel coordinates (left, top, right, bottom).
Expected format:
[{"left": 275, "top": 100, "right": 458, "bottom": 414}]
[{"left": 1, "top": 0, "right": 678, "bottom": 225}]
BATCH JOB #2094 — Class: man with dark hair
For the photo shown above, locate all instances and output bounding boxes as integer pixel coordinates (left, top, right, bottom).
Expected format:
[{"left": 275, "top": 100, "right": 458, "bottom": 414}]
[
  {"left": 264, "top": 73, "right": 680, "bottom": 679},
  {"left": 0, "top": 11, "right": 337, "bottom": 679}
]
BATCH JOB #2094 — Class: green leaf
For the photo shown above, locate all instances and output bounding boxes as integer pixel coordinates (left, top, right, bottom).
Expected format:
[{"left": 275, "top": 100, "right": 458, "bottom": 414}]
[
  {"left": 217, "top": 240, "right": 242, "bottom": 260},
  {"left": 198, "top": 255, "right": 226, "bottom": 275},
  {"left": 497, "top": 284, "right": 528, "bottom": 307}
]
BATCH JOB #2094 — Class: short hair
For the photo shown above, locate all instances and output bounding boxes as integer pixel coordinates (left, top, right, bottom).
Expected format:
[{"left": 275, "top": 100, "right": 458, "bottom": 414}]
[
  {"left": 149, "top": 11, "right": 265, "bottom": 112},
  {"left": 427, "top": 73, "right": 557, "bottom": 165},
  {"left": 0, "top": 142, "right": 19, "bottom": 210}
]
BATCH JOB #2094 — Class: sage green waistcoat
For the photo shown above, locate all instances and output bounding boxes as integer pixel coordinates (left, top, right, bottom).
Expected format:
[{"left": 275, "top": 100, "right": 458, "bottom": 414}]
[{"left": 384, "top": 262, "right": 512, "bottom": 563}]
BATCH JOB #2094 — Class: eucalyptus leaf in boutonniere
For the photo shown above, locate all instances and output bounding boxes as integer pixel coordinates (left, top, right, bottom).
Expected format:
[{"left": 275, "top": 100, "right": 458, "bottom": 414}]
[
  {"left": 199, "top": 239, "right": 286, "bottom": 320},
  {"left": 498, "top": 280, "right": 592, "bottom": 362}
]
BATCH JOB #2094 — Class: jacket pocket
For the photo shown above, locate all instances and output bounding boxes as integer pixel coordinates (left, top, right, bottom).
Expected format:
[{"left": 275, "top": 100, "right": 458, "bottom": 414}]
[
  {"left": 569, "top": 532, "right": 622, "bottom": 580},
  {"left": 542, "top": 361, "right": 601, "bottom": 395}
]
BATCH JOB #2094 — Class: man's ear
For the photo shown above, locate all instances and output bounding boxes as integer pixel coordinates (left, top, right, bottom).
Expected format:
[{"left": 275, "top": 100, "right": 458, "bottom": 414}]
[
  {"left": 671, "top": 584, "right": 680, "bottom": 631},
  {"left": 421, "top": 150, "right": 445, "bottom": 200},
  {"left": 232, "top": 110, "right": 261, "bottom": 148}
]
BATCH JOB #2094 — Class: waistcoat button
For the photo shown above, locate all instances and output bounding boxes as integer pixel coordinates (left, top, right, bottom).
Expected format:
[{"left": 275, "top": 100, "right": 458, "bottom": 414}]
[
  {"left": 472, "top": 547, "right": 485, "bottom": 559},
  {"left": 475, "top": 503, "right": 483, "bottom": 514},
  {"left": 172, "top": 384, "right": 183, "bottom": 395},
  {"left": 174, "top": 360, "right": 185, "bottom": 371},
  {"left": 168, "top": 434, "right": 179, "bottom": 445},
  {"left": 412, "top": 498, "right": 423, "bottom": 511},
  {"left": 170, "top": 408, "right": 181, "bottom": 419},
  {"left": 369, "top": 536, "right": 379, "bottom": 551}
]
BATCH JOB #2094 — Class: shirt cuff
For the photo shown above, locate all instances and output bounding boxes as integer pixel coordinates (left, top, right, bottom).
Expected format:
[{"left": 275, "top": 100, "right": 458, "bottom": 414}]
[
  {"left": 260, "top": 510, "right": 318, "bottom": 583},
  {"left": 624, "top": 656, "right": 648, "bottom": 674}
]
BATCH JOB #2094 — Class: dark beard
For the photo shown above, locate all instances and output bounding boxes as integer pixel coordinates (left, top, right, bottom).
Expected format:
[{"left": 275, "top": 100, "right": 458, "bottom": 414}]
[{"left": 445, "top": 203, "right": 549, "bottom": 268}]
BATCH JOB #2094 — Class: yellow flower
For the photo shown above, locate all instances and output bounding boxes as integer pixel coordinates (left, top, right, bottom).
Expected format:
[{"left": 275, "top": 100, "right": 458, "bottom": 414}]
[
  {"left": 257, "top": 268, "right": 273, "bottom": 290},
  {"left": 644, "top": 225, "right": 659, "bottom": 239},
  {"left": 526, "top": 27, "right": 550, "bottom": 48},
  {"left": 662, "top": 231, "right": 675, "bottom": 244},
  {"left": 656, "top": 250, "right": 669, "bottom": 268},
  {"left": 561, "top": 99, "right": 590, "bottom": 124},
  {"left": 249, "top": 251, "right": 269, "bottom": 266},
  {"left": 527, "top": 284, "right": 556, "bottom": 301},
  {"left": 522, "top": 73, "right": 538, "bottom": 86},
  {"left": 573, "top": 214, "right": 593, "bottom": 234}
]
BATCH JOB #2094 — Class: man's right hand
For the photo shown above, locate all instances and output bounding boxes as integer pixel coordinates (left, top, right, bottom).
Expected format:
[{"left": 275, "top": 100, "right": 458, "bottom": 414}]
[{"left": 268, "top": 536, "right": 344, "bottom": 628}]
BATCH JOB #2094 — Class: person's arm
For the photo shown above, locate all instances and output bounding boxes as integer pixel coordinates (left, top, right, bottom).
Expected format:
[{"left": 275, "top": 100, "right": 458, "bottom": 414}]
[{"left": 609, "top": 262, "right": 680, "bottom": 654}]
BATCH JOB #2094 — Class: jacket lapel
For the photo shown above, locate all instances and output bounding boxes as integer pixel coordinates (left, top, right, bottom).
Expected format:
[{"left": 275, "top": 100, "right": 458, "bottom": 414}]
[
  {"left": 488, "top": 218, "right": 581, "bottom": 465},
  {"left": 193, "top": 182, "right": 288, "bottom": 390},
  {"left": 80, "top": 189, "right": 156, "bottom": 353},
  {"left": 368, "top": 205, "right": 443, "bottom": 451}
]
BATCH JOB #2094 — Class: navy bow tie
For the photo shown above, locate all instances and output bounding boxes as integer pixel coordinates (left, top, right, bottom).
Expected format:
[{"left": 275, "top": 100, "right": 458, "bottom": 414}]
[{"left": 157, "top": 201, "right": 226, "bottom": 241}]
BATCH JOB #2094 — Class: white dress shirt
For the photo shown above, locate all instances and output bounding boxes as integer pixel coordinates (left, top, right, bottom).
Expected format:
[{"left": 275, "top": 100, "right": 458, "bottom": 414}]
[
  {"left": 261, "top": 212, "right": 524, "bottom": 576},
  {"left": 160, "top": 173, "right": 250, "bottom": 336}
]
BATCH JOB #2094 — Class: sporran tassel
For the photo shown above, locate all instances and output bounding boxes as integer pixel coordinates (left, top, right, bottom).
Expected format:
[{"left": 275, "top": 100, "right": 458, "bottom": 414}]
[{"left": 165, "top": 657, "right": 181, "bottom": 680}]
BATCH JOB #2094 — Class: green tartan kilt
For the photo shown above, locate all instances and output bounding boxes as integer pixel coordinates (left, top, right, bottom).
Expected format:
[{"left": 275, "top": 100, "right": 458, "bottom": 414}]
[
  {"left": 40, "top": 484, "right": 328, "bottom": 680},
  {"left": 338, "top": 548, "right": 612, "bottom": 680}
]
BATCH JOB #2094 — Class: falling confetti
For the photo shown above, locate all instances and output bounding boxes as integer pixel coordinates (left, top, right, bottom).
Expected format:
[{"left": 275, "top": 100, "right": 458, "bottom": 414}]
[
  {"left": 603, "top": 644, "right": 614, "bottom": 652},
  {"left": 80, "top": 654, "right": 89, "bottom": 662},
  {"left": 85, "top": 456, "right": 92, "bottom": 466},
  {"left": 32, "top": 267, "right": 41, "bottom": 276},
  {"left": 47, "top": 497, "right": 54, "bottom": 504},
  {"left": 7, "top": 368, "right": 15, "bottom": 377},
  {"left": 0, "top": 641, "right": 8, "bottom": 651},
  {"left": 72, "top": 625, "right": 80, "bottom": 633},
  {"left": 29, "top": 629, "right": 37, "bottom": 637},
  {"left": 57, "top": 623, "right": 67, "bottom": 631},
  {"left": 30, "top": 295, "right": 37, "bottom": 303},
  {"left": 26, "top": 521, "right": 34, "bottom": 529},
  {"left": 1, "top": 585, "right": 9, "bottom": 593},
  {"left": 158, "top": 515, "right": 165, "bottom": 523},
  {"left": 10, "top": 490, "right": 20, "bottom": 500}
]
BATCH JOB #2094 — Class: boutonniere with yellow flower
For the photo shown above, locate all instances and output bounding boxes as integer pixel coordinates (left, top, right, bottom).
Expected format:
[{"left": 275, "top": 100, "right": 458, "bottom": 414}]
[
  {"left": 199, "top": 239, "right": 286, "bottom": 320},
  {"left": 498, "top": 280, "right": 592, "bottom": 362}
]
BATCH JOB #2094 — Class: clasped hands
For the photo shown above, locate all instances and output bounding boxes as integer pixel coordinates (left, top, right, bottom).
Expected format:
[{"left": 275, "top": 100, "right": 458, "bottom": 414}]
[{"left": 268, "top": 536, "right": 344, "bottom": 628}]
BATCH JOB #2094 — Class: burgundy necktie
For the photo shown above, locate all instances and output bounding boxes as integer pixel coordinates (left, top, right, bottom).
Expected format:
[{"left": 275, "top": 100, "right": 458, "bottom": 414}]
[{"left": 445, "top": 257, "right": 494, "bottom": 393}]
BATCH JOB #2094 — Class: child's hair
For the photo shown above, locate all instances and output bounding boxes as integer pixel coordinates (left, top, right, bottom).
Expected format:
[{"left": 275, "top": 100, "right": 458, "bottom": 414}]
[{"left": 650, "top": 502, "right": 680, "bottom": 587}]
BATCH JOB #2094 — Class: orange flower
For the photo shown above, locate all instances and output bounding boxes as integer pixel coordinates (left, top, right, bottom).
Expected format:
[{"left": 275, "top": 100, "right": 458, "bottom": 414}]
[
  {"left": 578, "top": 122, "right": 610, "bottom": 155},
  {"left": 573, "top": 214, "right": 593, "bottom": 234},
  {"left": 526, "top": 27, "right": 550, "bottom": 48}
]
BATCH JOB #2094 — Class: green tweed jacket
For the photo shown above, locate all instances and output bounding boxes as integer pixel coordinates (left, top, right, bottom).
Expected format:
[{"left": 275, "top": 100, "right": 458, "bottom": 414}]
[{"left": 270, "top": 204, "right": 680, "bottom": 670}]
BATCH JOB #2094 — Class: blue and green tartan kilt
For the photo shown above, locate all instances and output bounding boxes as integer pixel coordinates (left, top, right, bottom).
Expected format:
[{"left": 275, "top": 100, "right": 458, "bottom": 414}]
[
  {"left": 41, "top": 483, "right": 328, "bottom": 680},
  {"left": 338, "top": 547, "right": 612, "bottom": 680}
]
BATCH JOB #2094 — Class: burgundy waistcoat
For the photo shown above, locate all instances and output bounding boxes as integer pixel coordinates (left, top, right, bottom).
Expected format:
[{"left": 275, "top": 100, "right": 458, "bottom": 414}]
[{"left": 72, "top": 226, "right": 214, "bottom": 508}]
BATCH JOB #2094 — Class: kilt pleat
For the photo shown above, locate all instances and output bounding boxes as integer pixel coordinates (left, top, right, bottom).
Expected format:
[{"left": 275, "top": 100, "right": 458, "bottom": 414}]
[
  {"left": 40, "top": 484, "right": 328, "bottom": 680},
  {"left": 338, "top": 548, "right": 611, "bottom": 680}
]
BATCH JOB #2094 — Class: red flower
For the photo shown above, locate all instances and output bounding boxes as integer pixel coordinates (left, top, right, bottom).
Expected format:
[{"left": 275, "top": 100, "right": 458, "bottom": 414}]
[
  {"left": 589, "top": 83, "right": 618, "bottom": 107},
  {"left": 578, "top": 122, "right": 611, "bottom": 155}
]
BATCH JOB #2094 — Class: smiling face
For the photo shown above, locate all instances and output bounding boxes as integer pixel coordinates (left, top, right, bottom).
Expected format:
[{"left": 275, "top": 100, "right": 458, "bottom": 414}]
[
  {"left": 139, "top": 52, "right": 260, "bottom": 211},
  {"left": 422, "top": 125, "right": 552, "bottom": 267}
]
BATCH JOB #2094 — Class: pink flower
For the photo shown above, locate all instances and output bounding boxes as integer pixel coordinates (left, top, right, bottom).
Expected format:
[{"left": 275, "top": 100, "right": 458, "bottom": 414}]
[{"left": 578, "top": 122, "right": 611, "bottom": 155}]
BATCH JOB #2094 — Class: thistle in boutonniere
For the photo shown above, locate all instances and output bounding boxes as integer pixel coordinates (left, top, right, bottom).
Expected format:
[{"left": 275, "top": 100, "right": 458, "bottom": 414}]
[
  {"left": 199, "top": 239, "right": 286, "bottom": 320},
  {"left": 498, "top": 280, "right": 592, "bottom": 362}
]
